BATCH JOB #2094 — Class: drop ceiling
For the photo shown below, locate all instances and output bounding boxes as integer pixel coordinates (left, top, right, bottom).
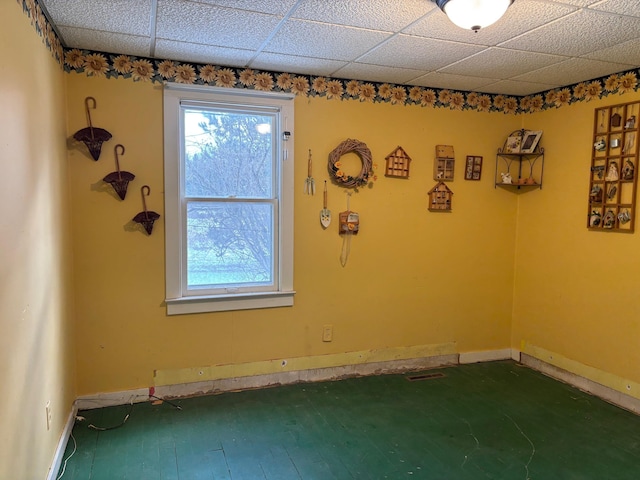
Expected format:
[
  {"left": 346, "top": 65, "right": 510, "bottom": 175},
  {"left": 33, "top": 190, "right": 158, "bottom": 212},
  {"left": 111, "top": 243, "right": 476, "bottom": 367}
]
[{"left": 40, "top": 0, "right": 640, "bottom": 96}]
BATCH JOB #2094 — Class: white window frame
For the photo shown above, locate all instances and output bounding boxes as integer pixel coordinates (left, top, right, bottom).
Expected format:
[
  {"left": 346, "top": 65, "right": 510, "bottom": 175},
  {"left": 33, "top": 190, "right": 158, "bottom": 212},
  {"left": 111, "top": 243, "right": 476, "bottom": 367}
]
[{"left": 163, "top": 84, "right": 295, "bottom": 315}]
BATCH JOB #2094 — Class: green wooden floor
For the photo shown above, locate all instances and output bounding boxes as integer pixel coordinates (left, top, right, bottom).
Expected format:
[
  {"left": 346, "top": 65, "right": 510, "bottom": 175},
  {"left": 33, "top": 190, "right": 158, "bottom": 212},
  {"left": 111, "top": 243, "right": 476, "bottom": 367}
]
[{"left": 57, "top": 361, "right": 640, "bottom": 479}]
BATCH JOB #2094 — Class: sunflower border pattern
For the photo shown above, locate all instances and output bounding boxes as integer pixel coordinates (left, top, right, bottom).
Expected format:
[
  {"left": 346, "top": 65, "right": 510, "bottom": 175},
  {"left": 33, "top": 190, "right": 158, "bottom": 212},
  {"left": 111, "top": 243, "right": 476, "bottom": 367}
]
[{"left": 17, "top": 0, "right": 640, "bottom": 115}]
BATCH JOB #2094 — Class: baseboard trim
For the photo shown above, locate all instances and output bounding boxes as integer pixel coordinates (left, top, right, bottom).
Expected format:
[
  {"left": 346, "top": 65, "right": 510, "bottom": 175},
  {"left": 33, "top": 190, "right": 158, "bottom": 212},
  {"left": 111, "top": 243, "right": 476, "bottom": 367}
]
[
  {"left": 46, "top": 403, "right": 78, "bottom": 480},
  {"left": 76, "top": 387, "right": 149, "bottom": 410},
  {"left": 521, "top": 353, "right": 640, "bottom": 415}
]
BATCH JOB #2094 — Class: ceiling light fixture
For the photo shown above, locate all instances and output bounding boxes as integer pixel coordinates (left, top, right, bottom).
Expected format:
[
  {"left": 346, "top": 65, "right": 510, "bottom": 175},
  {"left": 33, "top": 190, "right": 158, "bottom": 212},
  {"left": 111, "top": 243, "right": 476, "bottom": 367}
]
[{"left": 434, "top": 0, "right": 514, "bottom": 32}]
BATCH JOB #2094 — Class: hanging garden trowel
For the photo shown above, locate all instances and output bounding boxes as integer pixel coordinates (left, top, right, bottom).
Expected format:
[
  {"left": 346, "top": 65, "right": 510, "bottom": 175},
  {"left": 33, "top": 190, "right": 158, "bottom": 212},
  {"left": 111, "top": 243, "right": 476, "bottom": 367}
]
[{"left": 320, "top": 180, "right": 331, "bottom": 228}]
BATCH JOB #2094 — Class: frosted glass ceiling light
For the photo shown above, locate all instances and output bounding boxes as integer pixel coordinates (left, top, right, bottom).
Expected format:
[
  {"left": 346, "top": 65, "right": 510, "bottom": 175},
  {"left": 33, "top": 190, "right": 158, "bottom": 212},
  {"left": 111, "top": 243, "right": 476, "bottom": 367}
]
[{"left": 434, "top": 0, "right": 514, "bottom": 32}]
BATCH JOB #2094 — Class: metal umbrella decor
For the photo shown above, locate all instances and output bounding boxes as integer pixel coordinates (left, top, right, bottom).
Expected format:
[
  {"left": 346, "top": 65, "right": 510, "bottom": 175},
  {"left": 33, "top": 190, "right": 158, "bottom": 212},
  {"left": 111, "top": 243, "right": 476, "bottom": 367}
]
[
  {"left": 103, "top": 144, "right": 135, "bottom": 200},
  {"left": 73, "top": 96, "right": 112, "bottom": 161},
  {"left": 132, "top": 185, "right": 160, "bottom": 235}
]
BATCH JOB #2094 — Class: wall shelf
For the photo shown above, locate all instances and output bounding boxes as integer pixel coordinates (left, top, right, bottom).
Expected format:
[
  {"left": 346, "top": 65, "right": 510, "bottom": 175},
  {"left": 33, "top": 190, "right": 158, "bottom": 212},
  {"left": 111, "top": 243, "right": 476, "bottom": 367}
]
[
  {"left": 495, "top": 149, "right": 544, "bottom": 189},
  {"left": 588, "top": 101, "right": 640, "bottom": 232}
]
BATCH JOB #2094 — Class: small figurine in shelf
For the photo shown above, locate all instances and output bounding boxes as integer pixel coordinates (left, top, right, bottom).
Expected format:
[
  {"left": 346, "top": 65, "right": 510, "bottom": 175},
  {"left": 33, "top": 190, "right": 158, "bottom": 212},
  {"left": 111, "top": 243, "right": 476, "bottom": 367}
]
[
  {"left": 607, "top": 184, "right": 617, "bottom": 200},
  {"left": 603, "top": 210, "right": 615, "bottom": 228},
  {"left": 591, "top": 165, "right": 605, "bottom": 179},
  {"left": 500, "top": 172, "right": 512, "bottom": 184},
  {"left": 590, "top": 184, "right": 603, "bottom": 203},
  {"left": 605, "top": 161, "right": 619, "bottom": 181},
  {"left": 622, "top": 159, "right": 635, "bottom": 180},
  {"left": 590, "top": 210, "right": 601, "bottom": 227},
  {"left": 618, "top": 209, "right": 631, "bottom": 224},
  {"left": 625, "top": 115, "right": 636, "bottom": 129},
  {"left": 594, "top": 139, "right": 606, "bottom": 151}
]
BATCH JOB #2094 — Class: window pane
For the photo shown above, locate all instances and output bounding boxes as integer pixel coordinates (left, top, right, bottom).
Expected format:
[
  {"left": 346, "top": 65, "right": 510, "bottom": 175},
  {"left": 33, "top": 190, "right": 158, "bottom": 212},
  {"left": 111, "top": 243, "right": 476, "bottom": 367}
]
[
  {"left": 186, "top": 201, "right": 274, "bottom": 289},
  {"left": 184, "top": 109, "right": 274, "bottom": 198}
]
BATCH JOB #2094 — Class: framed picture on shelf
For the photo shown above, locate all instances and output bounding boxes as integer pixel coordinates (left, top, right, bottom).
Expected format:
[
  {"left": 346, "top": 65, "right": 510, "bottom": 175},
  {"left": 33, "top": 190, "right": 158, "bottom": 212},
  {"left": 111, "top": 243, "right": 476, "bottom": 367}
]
[
  {"left": 464, "top": 156, "right": 483, "bottom": 180},
  {"left": 504, "top": 134, "right": 522, "bottom": 153},
  {"left": 520, "top": 130, "right": 543, "bottom": 153}
]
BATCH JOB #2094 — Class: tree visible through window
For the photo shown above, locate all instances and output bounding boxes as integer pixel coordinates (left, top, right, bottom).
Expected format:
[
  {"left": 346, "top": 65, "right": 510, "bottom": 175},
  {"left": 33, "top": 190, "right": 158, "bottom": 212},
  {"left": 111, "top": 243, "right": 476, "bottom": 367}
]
[
  {"left": 164, "top": 87, "right": 294, "bottom": 314},
  {"left": 184, "top": 109, "right": 275, "bottom": 288}
]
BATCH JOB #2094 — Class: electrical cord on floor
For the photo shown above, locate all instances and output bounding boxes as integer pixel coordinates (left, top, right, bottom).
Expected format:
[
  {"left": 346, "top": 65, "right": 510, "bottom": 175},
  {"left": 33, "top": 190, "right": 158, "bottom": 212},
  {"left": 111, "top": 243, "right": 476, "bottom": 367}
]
[
  {"left": 150, "top": 394, "right": 182, "bottom": 410},
  {"left": 88, "top": 400, "right": 134, "bottom": 431},
  {"left": 55, "top": 432, "right": 76, "bottom": 480},
  {"left": 86, "top": 394, "right": 182, "bottom": 431}
]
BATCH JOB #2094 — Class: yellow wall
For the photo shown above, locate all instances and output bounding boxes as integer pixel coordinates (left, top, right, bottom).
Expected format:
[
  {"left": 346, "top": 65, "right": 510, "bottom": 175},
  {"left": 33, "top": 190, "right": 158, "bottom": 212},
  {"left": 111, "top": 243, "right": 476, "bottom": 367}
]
[
  {"left": 0, "top": 2, "right": 76, "bottom": 479},
  {"left": 513, "top": 92, "right": 640, "bottom": 392},
  {"left": 66, "top": 73, "right": 520, "bottom": 395}
]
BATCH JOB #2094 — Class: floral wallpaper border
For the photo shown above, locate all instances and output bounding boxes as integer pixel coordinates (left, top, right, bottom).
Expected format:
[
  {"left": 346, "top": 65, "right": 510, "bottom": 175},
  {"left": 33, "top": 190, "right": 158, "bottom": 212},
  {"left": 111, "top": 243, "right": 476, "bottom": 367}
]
[{"left": 17, "top": 0, "right": 640, "bottom": 115}]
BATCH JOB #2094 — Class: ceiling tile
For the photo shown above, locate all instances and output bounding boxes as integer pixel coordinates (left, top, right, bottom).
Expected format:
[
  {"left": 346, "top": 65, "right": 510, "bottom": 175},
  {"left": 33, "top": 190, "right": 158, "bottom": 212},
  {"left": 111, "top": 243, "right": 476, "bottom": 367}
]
[
  {"left": 357, "top": 34, "right": 486, "bottom": 70},
  {"left": 590, "top": 0, "right": 640, "bottom": 16},
  {"left": 188, "top": 0, "right": 299, "bottom": 16},
  {"left": 332, "top": 63, "right": 428, "bottom": 84},
  {"left": 477, "top": 79, "right": 561, "bottom": 96},
  {"left": 439, "top": 48, "right": 567, "bottom": 79},
  {"left": 156, "top": 0, "right": 282, "bottom": 49},
  {"left": 264, "top": 20, "right": 391, "bottom": 61},
  {"left": 410, "top": 72, "right": 498, "bottom": 92},
  {"left": 292, "top": 0, "right": 436, "bottom": 31},
  {"left": 154, "top": 40, "right": 255, "bottom": 67},
  {"left": 58, "top": 26, "right": 151, "bottom": 57},
  {"left": 250, "top": 53, "right": 348, "bottom": 77},
  {"left": 513, "top": 57, "right": 635, "bottom": 86},
  {"left": 553, "top": 0, "right": 603, "bottom": 6},
  {"left": 43, "top": 0, "right": 152, "bottom": 36},
  {"left": 406, "top": 0, "right": 577, "bottom": 47},
  {"left": 500, "top": 9, "right": 640, "bottom": 56},
  {"left": 583, "top": 37, "right": 640, "bottom": 65}
]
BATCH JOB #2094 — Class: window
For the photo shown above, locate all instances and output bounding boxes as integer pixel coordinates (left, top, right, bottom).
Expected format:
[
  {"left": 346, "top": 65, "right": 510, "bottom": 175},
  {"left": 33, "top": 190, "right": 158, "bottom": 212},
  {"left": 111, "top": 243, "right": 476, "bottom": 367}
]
[{"left": 163, "top": 85, "right": 295, "bottom": 314}]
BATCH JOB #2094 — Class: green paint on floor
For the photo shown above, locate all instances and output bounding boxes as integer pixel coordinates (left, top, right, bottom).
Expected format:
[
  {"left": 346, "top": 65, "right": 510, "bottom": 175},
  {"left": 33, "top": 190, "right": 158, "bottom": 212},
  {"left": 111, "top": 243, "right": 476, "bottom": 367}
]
[{"left": 58, "top": 361, "right": 640, "bottom": 479}]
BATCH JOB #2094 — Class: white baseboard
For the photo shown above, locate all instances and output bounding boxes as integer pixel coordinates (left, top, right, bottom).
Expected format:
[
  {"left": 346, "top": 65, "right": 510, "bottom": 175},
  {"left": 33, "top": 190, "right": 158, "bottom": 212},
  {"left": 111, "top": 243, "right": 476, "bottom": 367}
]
[
  {"left": 46, "top": 403, "right": 78, "bottom": 480},
  {"left": 76, "top": 387, "right": 149, "bottom": 410}
]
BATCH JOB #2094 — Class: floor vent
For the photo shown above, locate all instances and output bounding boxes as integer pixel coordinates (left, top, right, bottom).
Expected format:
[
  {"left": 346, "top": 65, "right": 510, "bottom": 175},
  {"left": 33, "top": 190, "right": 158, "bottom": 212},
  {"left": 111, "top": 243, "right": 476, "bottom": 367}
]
[{"left": 405, "top": 372, "right": 446, "bottom": 382}]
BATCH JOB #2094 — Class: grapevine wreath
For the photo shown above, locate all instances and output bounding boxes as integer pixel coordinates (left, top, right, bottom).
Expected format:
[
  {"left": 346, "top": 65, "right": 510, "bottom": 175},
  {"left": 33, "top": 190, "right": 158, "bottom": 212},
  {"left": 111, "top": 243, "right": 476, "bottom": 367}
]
[{"left": 328, "top": 138, "right": 375, "bottom": 188}]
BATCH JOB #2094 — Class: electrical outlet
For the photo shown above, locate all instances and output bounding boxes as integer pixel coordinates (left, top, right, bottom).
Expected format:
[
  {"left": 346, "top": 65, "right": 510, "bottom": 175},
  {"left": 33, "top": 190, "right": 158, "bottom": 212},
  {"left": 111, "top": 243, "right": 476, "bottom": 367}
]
[
  {"left": 46, "top": 401, "right": 52, "bottom": 431},
  {"left": 323, "top": 324, "right": 333, "bottom": 342}
]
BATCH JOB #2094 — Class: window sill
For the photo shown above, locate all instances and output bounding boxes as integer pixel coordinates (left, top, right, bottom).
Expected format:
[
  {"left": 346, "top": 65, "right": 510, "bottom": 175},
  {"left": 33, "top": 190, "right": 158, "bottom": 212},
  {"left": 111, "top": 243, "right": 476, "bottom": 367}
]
[{"left": 165, "top": 291, "right": 295, "bottom": 315}]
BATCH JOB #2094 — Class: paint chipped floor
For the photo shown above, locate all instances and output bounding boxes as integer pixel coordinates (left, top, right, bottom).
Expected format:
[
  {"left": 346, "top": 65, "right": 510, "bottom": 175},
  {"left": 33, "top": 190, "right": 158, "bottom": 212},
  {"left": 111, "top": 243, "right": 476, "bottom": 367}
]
[{"left": 58, "top": 361, "right": 640, "bottom": 479}]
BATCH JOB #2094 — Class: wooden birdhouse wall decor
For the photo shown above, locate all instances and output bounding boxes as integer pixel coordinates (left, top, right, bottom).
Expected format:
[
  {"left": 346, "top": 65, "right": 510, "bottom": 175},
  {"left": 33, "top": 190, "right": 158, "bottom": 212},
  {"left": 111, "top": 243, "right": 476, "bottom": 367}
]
[
  {"left": 384, "top": 146, "right": 412, "bottom": 178},
  {"left": 428, "top": 181, "right": 453, "bottom": 211},
  {"left": 434, "top": 145, "right": 455, "bottom": 181}
]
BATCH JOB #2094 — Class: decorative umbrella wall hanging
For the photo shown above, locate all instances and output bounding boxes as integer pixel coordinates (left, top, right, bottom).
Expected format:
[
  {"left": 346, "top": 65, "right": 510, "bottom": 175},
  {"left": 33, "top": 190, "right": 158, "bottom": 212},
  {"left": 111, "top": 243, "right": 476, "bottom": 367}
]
[
  {"left": 133, "top": 185, "right": 160, "bottom": 235},
  {"left": 73, "top": 96, "right": 112, "bottom": 161},
  {"left": 103, "top": 144, "right": 135, "bottom": 200}
]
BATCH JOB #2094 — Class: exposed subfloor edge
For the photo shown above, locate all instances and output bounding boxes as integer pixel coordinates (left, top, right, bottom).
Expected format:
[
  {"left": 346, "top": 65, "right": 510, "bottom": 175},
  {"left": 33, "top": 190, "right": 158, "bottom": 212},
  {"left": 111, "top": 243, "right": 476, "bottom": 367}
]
[
  {"left": 47, "top": 402, "right": 78, "bottom": 480},
  {"left": 520, "top": 353, "right": 640, "bottom": 415},
  {"left": 76, "top": 353, "right": 460, "bottom": 410}
]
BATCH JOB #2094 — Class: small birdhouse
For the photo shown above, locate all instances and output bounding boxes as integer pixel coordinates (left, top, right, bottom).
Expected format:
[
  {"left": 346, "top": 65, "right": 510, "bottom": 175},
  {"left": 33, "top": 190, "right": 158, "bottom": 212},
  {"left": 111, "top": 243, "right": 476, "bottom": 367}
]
[
  {"left": 428, "top": 181, "right": 453, "bottom": 212},
  {"left": 434, "top": 145, "right": 455, "bottom": 181},
  {"left": 384, "top": 145, "right": 412, "bottom": 178},
  {"left": 611, "top": 112, "right": 622, "bottom": 128}
]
